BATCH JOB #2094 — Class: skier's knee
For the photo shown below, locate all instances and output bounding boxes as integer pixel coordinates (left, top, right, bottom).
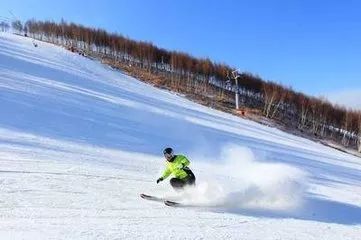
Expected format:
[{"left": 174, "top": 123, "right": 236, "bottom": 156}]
[{"left": 170, "top": 178, "right": 184, "bottom": 189}]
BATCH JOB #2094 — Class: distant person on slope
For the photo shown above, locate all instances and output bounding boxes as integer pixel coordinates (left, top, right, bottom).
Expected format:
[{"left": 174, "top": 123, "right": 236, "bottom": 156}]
[{"left": 156, "top": 147, "right": 196, "bottom": 190}]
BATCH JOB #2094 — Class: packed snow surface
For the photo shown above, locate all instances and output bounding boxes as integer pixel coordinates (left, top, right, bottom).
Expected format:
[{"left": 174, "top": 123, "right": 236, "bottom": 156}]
[{"left": 1, "top": 33, "right": 361, "bottom": 239}]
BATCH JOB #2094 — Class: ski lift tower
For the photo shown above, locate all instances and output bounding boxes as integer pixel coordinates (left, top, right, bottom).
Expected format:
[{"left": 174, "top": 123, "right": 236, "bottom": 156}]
[{"left": 232, "top": 69, "right": 241, "bottom": 110}]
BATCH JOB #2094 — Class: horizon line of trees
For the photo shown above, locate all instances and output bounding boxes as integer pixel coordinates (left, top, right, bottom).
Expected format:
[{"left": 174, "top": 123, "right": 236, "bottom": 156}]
[{"left": 9, "top": 19, "right": 361, "bottom": 152}]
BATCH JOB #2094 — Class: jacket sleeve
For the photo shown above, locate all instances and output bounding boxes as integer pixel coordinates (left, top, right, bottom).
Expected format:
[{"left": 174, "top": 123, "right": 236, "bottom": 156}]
[{"left": 160, "top": 166, "right": 172, "bottom": 179}]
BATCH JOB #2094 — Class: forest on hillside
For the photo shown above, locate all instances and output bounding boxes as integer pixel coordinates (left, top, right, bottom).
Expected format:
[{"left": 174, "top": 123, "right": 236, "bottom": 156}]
[{"left": 3, "top": 19, "right": 361, "bottom": 152}]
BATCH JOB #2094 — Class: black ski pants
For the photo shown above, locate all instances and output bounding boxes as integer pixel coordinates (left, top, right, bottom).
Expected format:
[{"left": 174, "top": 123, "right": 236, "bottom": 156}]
[{"left": 170, "top": 168, "right": 196, "bottom": 190}]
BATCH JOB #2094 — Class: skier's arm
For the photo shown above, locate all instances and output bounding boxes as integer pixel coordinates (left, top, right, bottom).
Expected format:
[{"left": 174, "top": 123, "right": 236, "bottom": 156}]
[{"left": 160, "top": 167, "right": 172, "bottom": 180}]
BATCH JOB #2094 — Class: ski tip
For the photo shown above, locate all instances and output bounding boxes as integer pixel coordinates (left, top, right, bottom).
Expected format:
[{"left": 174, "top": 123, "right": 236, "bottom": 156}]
[
  {"left": 139, "top": 193, "right": 156, "bottom": 199},
  {"left": 164, "top": 200, "right": 180, "bottom": 207},
  {"left": 140, "top": 193, "right": 163, "bottom": 202}
]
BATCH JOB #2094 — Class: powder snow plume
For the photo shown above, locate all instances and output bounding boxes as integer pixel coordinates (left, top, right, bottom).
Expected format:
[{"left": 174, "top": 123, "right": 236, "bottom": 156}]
[{"left": 184, "top": 144, "right": 308, "bottom": 212}]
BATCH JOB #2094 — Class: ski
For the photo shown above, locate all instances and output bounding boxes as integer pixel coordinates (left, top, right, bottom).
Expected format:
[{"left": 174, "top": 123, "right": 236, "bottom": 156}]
[
  {"left": 140, "top": 193, "right": 164, "bottom": 202},
  {"left": 140, "top": 193, "right": 183, "bottom": 206}
]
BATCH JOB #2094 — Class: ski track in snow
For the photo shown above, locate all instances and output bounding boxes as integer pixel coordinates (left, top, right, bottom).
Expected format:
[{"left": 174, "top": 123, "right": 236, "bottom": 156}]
[{"left": 1, "top": 33, "right": 361, "bottom": 239}]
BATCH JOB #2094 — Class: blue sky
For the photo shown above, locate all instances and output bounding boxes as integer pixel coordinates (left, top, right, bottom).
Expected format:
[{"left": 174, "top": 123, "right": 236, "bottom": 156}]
[{"left": 1, "top": 0, "right": 361, "bottom": 109}]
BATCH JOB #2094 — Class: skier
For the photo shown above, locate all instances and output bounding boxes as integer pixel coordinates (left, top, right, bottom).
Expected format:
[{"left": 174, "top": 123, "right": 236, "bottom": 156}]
[{"left": 156, "top": 147, "right": 196, "bottom": 190}]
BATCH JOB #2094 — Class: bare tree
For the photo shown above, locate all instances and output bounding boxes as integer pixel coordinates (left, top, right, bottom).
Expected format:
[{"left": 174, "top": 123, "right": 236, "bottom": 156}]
[
  {"left": 11, "top": 20, "right": 23, "bottom": 34},
  {"left": 297, "top": 94, "right": 310, "bottom": 130},
  {"left": 263, "top": 82, "right": 286, "bottom": 119},
  {"left": 341, "top": 110, "right": 353, "bottom": 146}
]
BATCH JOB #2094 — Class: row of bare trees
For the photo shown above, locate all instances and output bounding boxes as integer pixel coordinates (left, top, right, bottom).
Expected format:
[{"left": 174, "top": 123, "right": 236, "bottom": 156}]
[
  {"left": 263, "top": 80, "right": 361, "bottom": 150},
  {"left": 15, "top": 19, "right": 361, "bottom": 152},
  {"left": 23, "top": 19, "right": 264, "bottom": 93}
]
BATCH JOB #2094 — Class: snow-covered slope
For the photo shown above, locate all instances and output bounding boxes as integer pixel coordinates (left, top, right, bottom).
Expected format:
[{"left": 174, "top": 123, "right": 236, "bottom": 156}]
[{"left": 1, "top": 33, "right": 361, "bottom": 239}]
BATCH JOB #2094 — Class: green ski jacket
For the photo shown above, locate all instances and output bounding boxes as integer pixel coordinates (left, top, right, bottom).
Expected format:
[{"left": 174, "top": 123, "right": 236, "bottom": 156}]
[{"left": 160, "top": 155, "right": 190, "bottom": 180}]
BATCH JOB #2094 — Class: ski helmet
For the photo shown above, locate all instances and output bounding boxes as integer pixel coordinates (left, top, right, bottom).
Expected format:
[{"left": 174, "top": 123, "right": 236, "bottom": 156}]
[{"left": 163, "top": 147, "right": 173, "bottom": 155}]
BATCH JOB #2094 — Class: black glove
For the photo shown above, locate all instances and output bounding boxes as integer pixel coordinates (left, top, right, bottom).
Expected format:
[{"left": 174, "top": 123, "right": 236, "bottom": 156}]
[{"left": 156, "top": 177, "right": 163, "bottom": 184}]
